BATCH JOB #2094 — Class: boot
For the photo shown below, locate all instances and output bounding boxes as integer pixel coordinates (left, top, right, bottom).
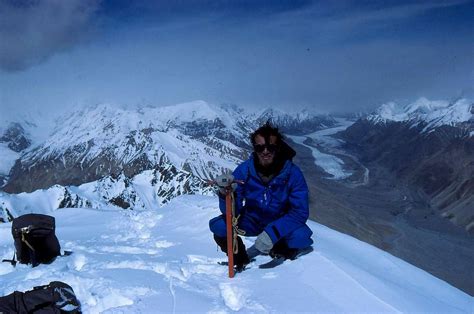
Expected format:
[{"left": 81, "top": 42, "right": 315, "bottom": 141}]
[
  {"left": 213, "top": 235, "right": 250, "bottom": 271},
  {"left": 269, "top": 241, "right": 299, "bottom": 260},
  {"left": 234, "top": 236, "right": 250, "bottom": 271}
]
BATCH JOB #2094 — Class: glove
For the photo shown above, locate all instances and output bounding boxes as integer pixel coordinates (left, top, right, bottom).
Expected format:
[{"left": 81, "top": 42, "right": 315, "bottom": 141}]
[
  {"left": 254, "top": 231, "right": 273, "bottom": 254},
  {"left": 215, "top": 173, "right": 236, "bottom": 195}
]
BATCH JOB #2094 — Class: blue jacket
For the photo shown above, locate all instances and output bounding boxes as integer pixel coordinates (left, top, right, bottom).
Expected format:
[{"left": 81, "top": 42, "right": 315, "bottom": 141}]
[{"left": 219, "top": 155, "right": 309, "bottom": 244}]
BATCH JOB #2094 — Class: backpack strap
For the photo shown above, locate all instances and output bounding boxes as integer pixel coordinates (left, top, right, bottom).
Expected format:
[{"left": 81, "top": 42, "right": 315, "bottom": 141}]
[
  {"left": 21, "top": 231, "right": 35, "bottom": 252},
  {"left": 19, "top": 225, "right": 39, "bottom": 267}
]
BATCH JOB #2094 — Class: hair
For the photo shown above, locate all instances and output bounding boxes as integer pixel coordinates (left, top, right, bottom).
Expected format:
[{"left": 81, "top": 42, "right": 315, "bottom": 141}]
[{"left": 250, "top": 120, "right": 283, "bottom": 146}]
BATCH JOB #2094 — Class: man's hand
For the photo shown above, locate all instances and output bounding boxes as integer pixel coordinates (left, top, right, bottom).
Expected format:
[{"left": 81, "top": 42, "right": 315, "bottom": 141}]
[
  {"left": 255, "top": 231, "right": 273, "bottom": 254},
  {"left": 215, "top": 173, "right": 236, "bottom": 195}
]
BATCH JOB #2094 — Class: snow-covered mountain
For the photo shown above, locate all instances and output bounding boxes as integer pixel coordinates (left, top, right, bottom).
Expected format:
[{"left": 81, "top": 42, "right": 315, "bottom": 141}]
[
  {"left": 0, "top": 121, "right": 34, "bottom": 187},
  {"left": 0, "top": 122, "right": 32, "bottom": 153},
  {"left": 256, "top": 107, "right": 336, "bottom": 135},
  {"left": 367, "top": 97, "right": 473, "bottom": 134},
  {"left": 0, "top": 111, "right": 54, "bottom": 187},
  {"left": 0, "top": 195, "right": 471, "bottom": 313},
  {"left": 0, "top": 167, "right": 214, "bottom": 222},
  {"left": 341, "top": 97, "right": 474, "bottom": 232},
  {"left": 2, "top": 101, "right": 335, "bottom": 194}
]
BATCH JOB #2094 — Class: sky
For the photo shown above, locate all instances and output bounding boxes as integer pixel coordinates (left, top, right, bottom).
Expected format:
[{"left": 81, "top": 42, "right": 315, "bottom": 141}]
[{"left": 0, "top": 0, "right": 473, "bottom": 117}]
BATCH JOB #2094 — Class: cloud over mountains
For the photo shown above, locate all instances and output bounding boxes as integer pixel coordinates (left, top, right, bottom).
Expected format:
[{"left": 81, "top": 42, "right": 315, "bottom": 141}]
[{"left": 0, "top": 0, "right": 99, "bottom": 72}]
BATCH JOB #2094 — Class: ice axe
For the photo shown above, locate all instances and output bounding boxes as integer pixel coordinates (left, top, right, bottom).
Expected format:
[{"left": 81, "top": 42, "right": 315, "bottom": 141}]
[{"left": 208, "top": 176, "right": 244, "bottom": 278}]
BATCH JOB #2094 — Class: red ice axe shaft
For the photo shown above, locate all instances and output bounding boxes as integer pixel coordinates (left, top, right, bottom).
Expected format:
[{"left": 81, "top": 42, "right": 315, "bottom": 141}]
[
  {"left": 207, "top": 178, "right": 244, "bottom": 278},
  {"left": 225, "top": 189, "right": 235, "bottom": 278}
]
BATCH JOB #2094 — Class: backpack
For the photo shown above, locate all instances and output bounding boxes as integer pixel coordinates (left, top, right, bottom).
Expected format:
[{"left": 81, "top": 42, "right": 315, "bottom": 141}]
[
  {"left": 4, "top": 214, "right": 61, "bottom": 267},
  {"left": 0, "top": 281, "right": 81, "bottom": 313}
]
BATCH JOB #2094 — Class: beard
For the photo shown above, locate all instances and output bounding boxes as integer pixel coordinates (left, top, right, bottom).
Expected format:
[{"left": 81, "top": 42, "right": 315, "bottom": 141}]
[
  {"left": 254, "top": 152, "right": 285, "bottom": 177},
  {"left": 257, "top": 152, "right": 274, "bottom": 167}
]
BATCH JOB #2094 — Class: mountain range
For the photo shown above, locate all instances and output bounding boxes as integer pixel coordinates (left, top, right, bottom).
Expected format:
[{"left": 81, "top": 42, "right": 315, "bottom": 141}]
[
  {"left": 1, "top": 98, "right": 472, "bottom": 295},
  {"left": 0, "top": 101, "right": 336, "bottom": 218},
  {"left": 1, "top": 98, "right": 472, "bottom": 227}
]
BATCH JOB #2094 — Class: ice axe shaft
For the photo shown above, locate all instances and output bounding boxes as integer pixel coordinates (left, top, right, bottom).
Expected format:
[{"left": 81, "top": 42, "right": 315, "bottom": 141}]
[{"left": 225, "top": 190, "right": 234, "bottom": 278}]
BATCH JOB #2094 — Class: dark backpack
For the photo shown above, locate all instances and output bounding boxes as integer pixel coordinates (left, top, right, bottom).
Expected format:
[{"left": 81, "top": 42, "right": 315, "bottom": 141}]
[
  {"left": 0, "top": 281, "right": 82, "bottom": 313},
  {"left": 6, "top": 214, "right": 61, "bottom": 267}
]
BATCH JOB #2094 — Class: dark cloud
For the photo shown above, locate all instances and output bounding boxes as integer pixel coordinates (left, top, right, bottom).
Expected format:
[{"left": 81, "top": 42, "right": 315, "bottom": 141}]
[{"left": 0, "top": 0, "right": 100, "bottom": 72}]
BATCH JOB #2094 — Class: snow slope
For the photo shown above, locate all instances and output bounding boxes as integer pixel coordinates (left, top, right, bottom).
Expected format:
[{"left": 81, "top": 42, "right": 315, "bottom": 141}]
[{"left": 0, "top": 195, "right": 471, "bottom": 313}]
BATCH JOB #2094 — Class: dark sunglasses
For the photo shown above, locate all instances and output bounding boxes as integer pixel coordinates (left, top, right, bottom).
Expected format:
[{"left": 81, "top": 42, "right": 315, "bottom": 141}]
[{"left": 254, "top": 144, "right": 278, "bottom": 153}]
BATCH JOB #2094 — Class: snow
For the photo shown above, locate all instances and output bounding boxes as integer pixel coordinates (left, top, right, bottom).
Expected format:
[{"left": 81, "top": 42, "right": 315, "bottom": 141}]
[
  {"left": 20, "top": 101, "right": 246, "bottom": 182},
  {"left": 0, "top": 110, "right": 53, "bottom": 145},
  {"left": 0, "top": 143, "right": 19, "bottom": 175},
  {"left": 1, "top": 195, "right": 471, "bottom": 313},
  {"left": 0, "top": 185, "right": 67, "bottom": 216},
  {"left": 157, "top": 101, "right": 236, "bottom": 129},
  {"left": 368, "top": 98, "right": 473, "bottom": 132},
  {"left": 0, "top": 111, "right": 55, "bottom": 178},
  {"left": 1, "top": 101, "right": 339, "bottom": 189},
  {"left": 0, "top": 166, "right": 213, "bottom": 220}
]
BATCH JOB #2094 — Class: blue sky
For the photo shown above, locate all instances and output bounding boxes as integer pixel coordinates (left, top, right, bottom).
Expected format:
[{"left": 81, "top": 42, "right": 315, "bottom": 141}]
[{"left": 1, "top": 0, "right": 473, "bottom": 116}]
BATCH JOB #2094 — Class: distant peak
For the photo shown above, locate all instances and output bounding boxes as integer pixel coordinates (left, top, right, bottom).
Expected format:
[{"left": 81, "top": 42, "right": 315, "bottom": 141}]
[
  {"left": 367, "top": 97, "right": 473, "bottom": 130},
  {"left": 165, "top": 100, "right": 210, "bottom": 109}
]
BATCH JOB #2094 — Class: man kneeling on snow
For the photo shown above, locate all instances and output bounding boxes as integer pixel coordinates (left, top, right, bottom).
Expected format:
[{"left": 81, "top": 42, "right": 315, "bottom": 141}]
[{"left": 209, "top": 122, "right": 313, "bottom": 270}]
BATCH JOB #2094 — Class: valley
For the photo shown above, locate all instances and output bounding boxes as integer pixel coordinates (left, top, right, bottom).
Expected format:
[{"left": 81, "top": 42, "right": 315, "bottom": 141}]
[{"left": 288, "top": 126, "right": 474, "bottom": 295}]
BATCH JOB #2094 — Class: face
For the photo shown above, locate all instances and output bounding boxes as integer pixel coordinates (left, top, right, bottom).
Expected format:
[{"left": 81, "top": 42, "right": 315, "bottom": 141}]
[{"left": 254, "top": 134, "right": 278, "bottom": 167}]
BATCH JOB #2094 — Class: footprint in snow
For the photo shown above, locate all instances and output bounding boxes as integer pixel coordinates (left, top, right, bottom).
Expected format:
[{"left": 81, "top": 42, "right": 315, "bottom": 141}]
[
  {"left": 68, "top": 253, "right": 87, "bottom": 271},
  {"left": 219, "top": 283, "right": 248, "bottom": 311}
]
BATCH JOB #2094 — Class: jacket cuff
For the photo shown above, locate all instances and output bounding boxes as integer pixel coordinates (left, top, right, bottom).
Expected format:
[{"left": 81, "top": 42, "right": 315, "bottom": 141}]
[{"left": 264, "top": 224, "right": 281, "bottom": 244}]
